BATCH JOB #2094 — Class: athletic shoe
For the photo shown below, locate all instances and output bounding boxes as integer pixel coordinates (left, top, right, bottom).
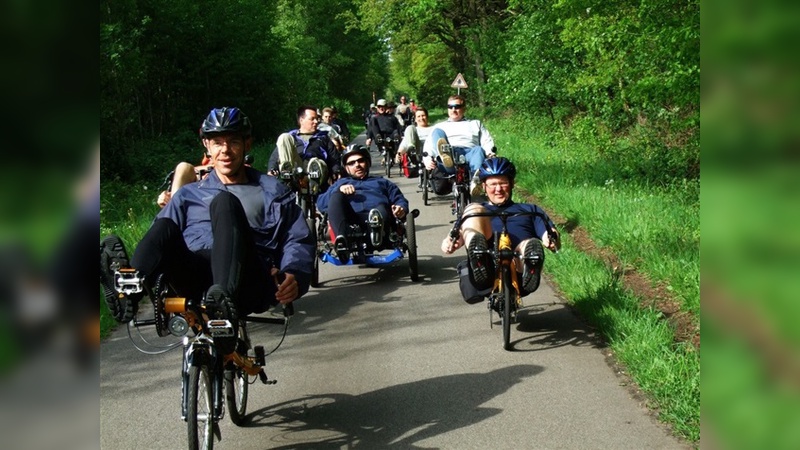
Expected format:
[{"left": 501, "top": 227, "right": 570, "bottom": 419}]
[
  {"left": 307, "top": 158, "right": 323, "bottom": 194},
  {"left": 334, "top": 235, "right": 350, "bottom": 263},
  {"left": 521, "top": 239, "right": 545, "bottom": 294},
  {"left": 100, "top": 235, "right": 139, "bottom": 323},
  {"left": 437, "top": 138, "right": 454, "bottom": 169},
  {"left": 368, "top": 209, "right": 384, "bottom": 248},
  {"left": 204, "top": 284, "right": 238, "bottom": 354},
  {"left": 467, "top": 234, "right": 492, "bottom": 290},
  {"left": 470, "top": 170, "right": 482, "bottom": 196}
]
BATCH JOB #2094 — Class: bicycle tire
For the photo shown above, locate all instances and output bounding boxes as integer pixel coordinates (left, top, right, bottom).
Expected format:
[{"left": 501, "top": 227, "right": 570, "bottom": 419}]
[
  {"left": 502, "top": 267, "right": 513, "bottom": 351},
  {"left": 458, "top": 190, "right": 470, "bottom": 219},
  {"left": 188, "top": 364, "right": 214, "bottom": 450},
  {"left": 422, "top": 170, "right": 429, "bottom": 206},
  {"left": 307, "top": 216, "right": 320, "bottom": 288},
  {"left": 384, "top": 151, "right": 391, "bottom": 178},
  {"left": 224, "top": 322, "right": 249, "bottom": 426},
  {"left": 406, "top": 213, "right": 418, "bottom": 281}
]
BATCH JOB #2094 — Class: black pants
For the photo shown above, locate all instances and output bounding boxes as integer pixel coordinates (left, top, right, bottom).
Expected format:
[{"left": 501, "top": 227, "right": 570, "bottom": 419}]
[
  {"left": 131, "top": 192, "right": 276, "bottom": 315},
  {"left": 326, "top": 190, "right": 391, "bottom": 242}
]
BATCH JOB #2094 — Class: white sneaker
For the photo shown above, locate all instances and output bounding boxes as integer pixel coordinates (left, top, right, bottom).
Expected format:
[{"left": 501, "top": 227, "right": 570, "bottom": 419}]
[{"left": 437, "top": 138, "right": 454, "bottom": 169}]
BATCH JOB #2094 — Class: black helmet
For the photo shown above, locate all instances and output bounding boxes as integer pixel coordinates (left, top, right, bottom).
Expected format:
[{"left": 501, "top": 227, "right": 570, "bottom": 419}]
[
  {"left": 342, "top": 144, "right": 371, "bottom": 165},
  {"left": 478, "top": 157, "right": 516, "bottom": 182},
  {"left": 200, "top": 107, "right": 252, "bottom": 138}
]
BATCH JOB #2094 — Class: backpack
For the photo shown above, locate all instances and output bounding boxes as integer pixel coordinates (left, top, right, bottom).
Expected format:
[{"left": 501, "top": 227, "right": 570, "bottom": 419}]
[
  {"left": 428, "top": 166, "right": 454, "bottom": 195},
  {"left": 400, "top": 153, "right": 419, "bottom": 178}
]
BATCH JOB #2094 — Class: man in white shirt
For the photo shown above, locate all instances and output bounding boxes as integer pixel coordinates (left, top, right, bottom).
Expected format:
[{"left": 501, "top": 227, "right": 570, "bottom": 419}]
[{"left": 422, "top": 95, "right": 496, "bottom": 195}]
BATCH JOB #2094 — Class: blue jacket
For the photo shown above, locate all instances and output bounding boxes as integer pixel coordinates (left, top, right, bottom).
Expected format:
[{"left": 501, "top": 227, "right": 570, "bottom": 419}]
[
  {"left": 157, "top": 167, "right": 315, "bottom": 293},
  {"left": 316, "top": 175, "right": 409, "bottom": 215},
  {"left": 483, "top": 201, "right": 555, "bottom": 248}
]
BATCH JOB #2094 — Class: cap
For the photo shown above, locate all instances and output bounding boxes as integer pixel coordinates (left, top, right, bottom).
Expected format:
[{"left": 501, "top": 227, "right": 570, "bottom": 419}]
[{"left": 376, "top": 99, "right": 387, "bottom": 106}]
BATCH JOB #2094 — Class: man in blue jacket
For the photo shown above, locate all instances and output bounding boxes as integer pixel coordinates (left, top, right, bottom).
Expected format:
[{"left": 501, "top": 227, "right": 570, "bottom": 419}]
[
  {"left": 316, "top": 144, "right": 409, "bottom": 262},
  {"left": 100, "top": 107, "right": 315, "bottom": 326}
]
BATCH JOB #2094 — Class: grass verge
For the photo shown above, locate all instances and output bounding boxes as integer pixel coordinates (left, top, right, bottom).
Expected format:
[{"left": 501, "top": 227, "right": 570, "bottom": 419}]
[{"left": 487, "top": 116, "right": 700, "bottom": 442}]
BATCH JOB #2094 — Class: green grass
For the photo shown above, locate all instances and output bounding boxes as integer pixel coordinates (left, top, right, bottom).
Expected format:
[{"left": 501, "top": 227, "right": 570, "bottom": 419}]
[{"left": 487, "top": 116, "right": 700, "bottom": 441}]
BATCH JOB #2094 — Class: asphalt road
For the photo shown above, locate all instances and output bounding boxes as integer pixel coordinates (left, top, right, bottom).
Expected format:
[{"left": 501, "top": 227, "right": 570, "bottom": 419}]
[{"left": 100, "top": 134, "right": 686, "bottom": 449}]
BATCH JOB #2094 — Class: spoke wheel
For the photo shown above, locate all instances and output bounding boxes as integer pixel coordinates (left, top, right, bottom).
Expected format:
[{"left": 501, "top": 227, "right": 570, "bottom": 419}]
[
  {"left": 225, "top": 322, "right": 250, "bottom": 425},
  {"left": 406, "top": 213, "right": 418, "bottom": 281},
  {"left": 188, "top": 365, "right": 214, "bottom": 450},
  {"left": 501, "top": 268, "right": 513, "bottom": 351}
]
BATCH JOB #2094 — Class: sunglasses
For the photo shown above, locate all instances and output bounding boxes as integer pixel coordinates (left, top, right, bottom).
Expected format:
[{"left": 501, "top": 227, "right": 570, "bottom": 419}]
[
  {"left": 447, "top": 104, "right": 464, "bottom": 110},
  {"left": 346, "top": 157, "right": 367, "bottom": 167}
]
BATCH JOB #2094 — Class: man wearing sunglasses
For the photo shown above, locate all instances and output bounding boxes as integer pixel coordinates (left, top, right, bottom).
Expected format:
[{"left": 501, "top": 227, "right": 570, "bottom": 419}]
[
  {"left": 422, "top": 94, "right": 497, "bottom": 196},
  {"left": 316, "top": 144, "right": 409, "bottom": 262}
]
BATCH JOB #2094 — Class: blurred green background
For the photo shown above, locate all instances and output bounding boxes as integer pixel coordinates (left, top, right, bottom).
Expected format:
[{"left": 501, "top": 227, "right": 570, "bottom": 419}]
[{"left": 702, "top": 0, "right": 800, "bottom": 448}]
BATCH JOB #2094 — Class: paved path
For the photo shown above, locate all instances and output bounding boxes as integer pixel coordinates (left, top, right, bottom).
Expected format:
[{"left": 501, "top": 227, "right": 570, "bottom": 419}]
[{"left": 101, "top": 135, "right": 685, "bottom": 449}]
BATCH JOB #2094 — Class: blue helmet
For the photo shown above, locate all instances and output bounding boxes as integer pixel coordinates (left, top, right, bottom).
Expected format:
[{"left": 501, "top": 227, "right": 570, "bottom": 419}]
[
  {"left": 478, "top": 157, "right": 516, "bottom": 182},
  {"left": 200, "top": 107, "right": 252, "bottom": 138}
]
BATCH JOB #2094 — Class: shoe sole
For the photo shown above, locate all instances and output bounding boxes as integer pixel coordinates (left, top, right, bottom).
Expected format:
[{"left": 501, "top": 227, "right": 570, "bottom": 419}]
[
  {"left": 437, "top": 138, "right": 454, "bottom": 169},
  {"left": 467, "top": 234, "right": 491, "bottom": 290},
  {"left": 521, "top": 239, "right": 545, "bottom": 293},
  {"left": 100, "top": 235, "right": 137, "bottom": 322}
]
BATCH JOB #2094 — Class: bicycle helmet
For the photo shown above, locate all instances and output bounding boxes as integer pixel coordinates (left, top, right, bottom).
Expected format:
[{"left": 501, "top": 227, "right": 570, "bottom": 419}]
[
  {"left": 199, "top": 107, "right": 252, "bottom": 138},
  {"left": 342, "top": 144, "right": 371, "bottom": 166},
  {"left": 478, "top": 157, "right": 516, "bottom": 182}
]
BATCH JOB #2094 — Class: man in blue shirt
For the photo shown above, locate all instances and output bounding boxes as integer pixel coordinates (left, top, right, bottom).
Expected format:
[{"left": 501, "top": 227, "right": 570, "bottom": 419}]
[
  {"left": 442, "top": 157, "right": 560, "bottom": 302},
  {"left": 100, "top": 107, "right": 315, "bottom": 326},
  {"left": 316, "top": 144, "right": 409, "bottom": 262}
]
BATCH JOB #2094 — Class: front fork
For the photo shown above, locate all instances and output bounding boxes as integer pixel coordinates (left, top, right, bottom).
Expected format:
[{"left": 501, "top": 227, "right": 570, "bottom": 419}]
[{"left": 180, "top": 337, "right": 223, "bottom": 422}]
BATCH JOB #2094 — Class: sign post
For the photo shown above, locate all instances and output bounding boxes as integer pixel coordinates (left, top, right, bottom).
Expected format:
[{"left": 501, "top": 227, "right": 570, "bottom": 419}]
[{"left": 451, "top": 73, "right": 468, "bottom": 95}]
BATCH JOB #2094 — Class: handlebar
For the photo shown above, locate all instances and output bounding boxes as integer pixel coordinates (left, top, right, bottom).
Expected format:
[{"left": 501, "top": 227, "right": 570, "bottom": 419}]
[{"left": 449, "top": 210, "right": 559, "bottom": 251}]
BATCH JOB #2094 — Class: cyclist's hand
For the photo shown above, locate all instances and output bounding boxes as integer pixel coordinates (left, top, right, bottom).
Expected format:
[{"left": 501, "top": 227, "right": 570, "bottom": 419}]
[
  {"left": 271, "top": 268, "right": 298, "bottom": 304},
  {"left": 366, "top": 138, "right": 372, "bottom": 147},
  {"left": 543, "top": 230, "right": 561, "bottom": 252},
  {"left": 267, "top": 169, "right": 279, "bottom": 177},
  {"left": 442, "top": 235, "right": 463, "bottom": 254},
  {"left": 339, "top": 184, "right": 355, "bottom": 195},
  {"left": 423, "top": 156, "right": 436, "bottom": 170},
  {"left": 157, "top": 190, "right": 171, "bottom": 208},
  {"left": 391, "top": 204, "right": 406, "bottom": 219}
]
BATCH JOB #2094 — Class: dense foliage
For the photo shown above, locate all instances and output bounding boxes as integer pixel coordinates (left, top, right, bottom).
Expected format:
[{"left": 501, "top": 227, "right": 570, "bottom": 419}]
[{"left": 101, "top": 0, "right": 388, "bottom": 183}]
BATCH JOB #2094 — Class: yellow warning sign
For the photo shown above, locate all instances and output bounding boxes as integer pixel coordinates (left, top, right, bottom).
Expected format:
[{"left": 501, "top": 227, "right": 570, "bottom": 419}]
[{"left": 451, "top": 73, "right": 468, "bottom": 89}]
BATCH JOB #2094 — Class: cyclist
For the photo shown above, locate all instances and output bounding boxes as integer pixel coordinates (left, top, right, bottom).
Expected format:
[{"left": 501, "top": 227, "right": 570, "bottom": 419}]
[
  {"left": 441, "top": 157, "right": 560, "bottom": 302},
  {"left": 316, "top": 144, "right": 409, "bottom": 263},
  {"left": 365, "top": 98, "right": 402, "bottom": 157},
  {"left": 100, "top": 107, "right": 315, "bottom": 324},
  {"left": 267, "top": 105, "right": 342, "bottom": 193},
  {"left": 397, "top": 107, "right": 432, "bottom": 186},
  {"left": 422, "top": 94, "right": 497, "bottom": 196}
]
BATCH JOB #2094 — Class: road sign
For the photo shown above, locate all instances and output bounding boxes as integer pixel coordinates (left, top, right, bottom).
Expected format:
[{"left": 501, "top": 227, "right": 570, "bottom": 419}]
[{"left": 451, "top": 73, "right": 468, "bottom": 89}]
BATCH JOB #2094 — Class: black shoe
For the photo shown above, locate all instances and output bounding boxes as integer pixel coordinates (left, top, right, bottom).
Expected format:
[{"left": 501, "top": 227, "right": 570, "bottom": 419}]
[
  {"left": 521, "top": 239, "right": 545, "bottom": 294},
  {"left": 467, "top": 234, "right": 492, "bottom": 290},
  {"left": 100, "top": 235, "right": 139, "bottom": 323},
  {"left": 334, "top": 235, "right": 350, "bottom": 263},
  {"left": 204, "top": 284, "right": 239, "bottom": 354},
  {"left": 368, "top": 209, "right": 384, "bottom": 248}
]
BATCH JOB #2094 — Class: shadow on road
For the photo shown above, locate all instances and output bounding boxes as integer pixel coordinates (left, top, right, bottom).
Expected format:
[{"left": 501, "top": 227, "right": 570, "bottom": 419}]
[{"left": 245, "top": 364, "right": 544, "bottom": 449}]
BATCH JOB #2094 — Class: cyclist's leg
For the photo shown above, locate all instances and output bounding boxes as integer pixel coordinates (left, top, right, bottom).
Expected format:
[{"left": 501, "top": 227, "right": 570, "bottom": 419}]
[
  {"left": 276, "top": 133, "right": 303, "bottom": 172},
  {"left": 459, "top": 203, "right": 492, "bottom": 247},
  {"left": 171, "top": 162, "right": 198, "bottom": 196},
  {"left": 325, "top": 190, "right": 360, "bottom": 237},
  {"left": 130, "top": 218, "right": 212, "bottom": 300}
]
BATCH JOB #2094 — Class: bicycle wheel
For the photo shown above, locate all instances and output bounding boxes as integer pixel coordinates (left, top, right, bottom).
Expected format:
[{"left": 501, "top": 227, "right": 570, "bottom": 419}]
[
  {"left": 406, "top": 212, "right": 418, "bottom": 281},
  {"left": 457, "top": 189, "right": 470, "bottom": 219},
  {"left": 422, "top": 169, "right": 429, "bottom": 206},
  {"left": 384, "top": 150, "right": 391, "bottom": 178},
  {"left": 224, "top": 322, "right": 249, "bottom": 425},
  {"left": 188, "top": 364, "right": 214, "bottom": 450},
  {"left": 307, "top": 216, "right": 320, "bottom": 288},
  {"left": 501, "top": 267, "right": 513, "bottom": 351}
]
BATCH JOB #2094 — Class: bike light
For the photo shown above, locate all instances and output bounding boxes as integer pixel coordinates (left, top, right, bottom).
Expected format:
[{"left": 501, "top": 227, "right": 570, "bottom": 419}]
[{"left": 168, "top": 316, "right": 190, "bottom": 336}]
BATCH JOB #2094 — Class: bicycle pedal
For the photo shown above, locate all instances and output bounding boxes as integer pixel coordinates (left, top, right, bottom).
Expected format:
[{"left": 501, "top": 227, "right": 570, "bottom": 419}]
[
  {"left": 207, "top": 319, "right": 234, "bottom": 338},
  {"left": 114, "top": 269, "right": 143, "bottom": 295}
]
